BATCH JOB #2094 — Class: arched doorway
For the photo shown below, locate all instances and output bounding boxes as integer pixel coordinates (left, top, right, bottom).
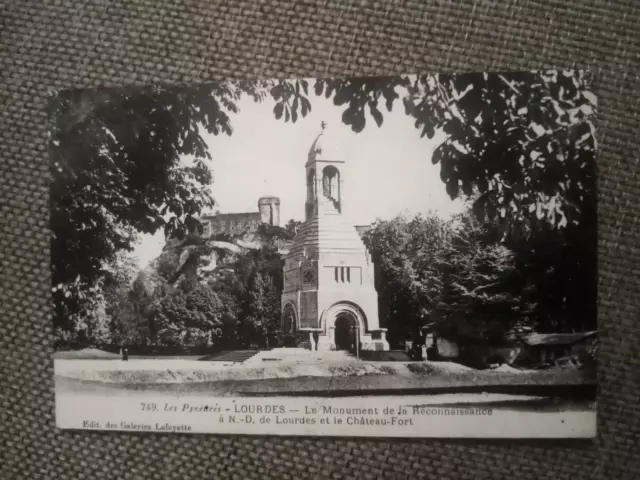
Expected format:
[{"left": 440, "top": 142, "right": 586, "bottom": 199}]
[
  {"left": 335, "top": 313, "right": 356, "bottom": 351},
  {"left": 320, "top": 301, "right": 368, "bottom": 352}
]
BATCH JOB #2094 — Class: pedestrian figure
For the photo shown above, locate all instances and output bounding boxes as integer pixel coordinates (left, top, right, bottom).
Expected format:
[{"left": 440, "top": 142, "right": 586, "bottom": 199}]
[{"left": 122, "top": 348, "right": 128, "bottom": 361}]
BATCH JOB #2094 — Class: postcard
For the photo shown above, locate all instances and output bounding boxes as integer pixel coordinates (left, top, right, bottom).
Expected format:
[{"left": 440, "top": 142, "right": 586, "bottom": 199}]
[{"left": 51, "top": 71, "right": 597, "bottom": 437}]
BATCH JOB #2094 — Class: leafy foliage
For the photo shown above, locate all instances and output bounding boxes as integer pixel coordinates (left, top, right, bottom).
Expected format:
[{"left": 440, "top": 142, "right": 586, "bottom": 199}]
[
  {"left": 314, "top": 76, "right": 410, "bottom": 132},
  {"left": 152, "top": 281, "right": 225, "bottom": 349},
  {"left": 270, "top": 79, "right": 312, "bottom": 123},
  {"left": 506, "top": 223, "right": 597, "bottom": 333},
  {"left": 49, "top": 81, "right": 278, "bottom": 330},
  {"left": 362, "top": 214, "right": 451, "bottom": 345},
  {"left": 106, "top": 263, "right": 154, "bottom": 347},
  {"left": 435, "top": 214, "right": 530, "bottom": 345},
  {"left": 404, "top": 71, "right": 596, "bottom": 236},
  {"left": 237, "top": 272, "right": 281, "bottom": 348},
  {"left": 210, "top": 242, "right": 286, "bottom": 348},
  {"left": 364, "top": 213, "right": 531, "bottom": 347}
]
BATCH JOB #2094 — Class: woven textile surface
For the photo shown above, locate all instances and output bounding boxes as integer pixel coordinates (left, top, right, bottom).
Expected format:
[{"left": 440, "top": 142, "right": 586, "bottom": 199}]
[{"left": 1, "top": 1, "right": 639, "bottom": 478}]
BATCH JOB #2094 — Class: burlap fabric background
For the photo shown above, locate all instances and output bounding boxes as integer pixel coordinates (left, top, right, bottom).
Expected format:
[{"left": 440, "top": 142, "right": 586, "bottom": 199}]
[{"left": 1, "top": 1, "right": 638, "bottom": 478}]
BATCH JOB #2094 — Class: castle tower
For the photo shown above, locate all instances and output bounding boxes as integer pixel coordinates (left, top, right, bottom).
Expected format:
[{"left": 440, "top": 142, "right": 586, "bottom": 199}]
[
  {"left": 280, "top": 122, "right": 388, "bottom": 352},
  {"left": 258, "top": 196, "right": 281, "bottom": 226}
]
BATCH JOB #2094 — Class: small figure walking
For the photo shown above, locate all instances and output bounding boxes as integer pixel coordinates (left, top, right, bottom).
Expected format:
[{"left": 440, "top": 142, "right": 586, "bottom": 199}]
[{"left": 122, "top": 348, "right": 129, "bottom": 362}]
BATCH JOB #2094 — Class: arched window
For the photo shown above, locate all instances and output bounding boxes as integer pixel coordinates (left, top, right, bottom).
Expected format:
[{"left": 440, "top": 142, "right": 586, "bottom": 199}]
[{"left": 322, "top": 166, "right": 340, "bottom": 210}]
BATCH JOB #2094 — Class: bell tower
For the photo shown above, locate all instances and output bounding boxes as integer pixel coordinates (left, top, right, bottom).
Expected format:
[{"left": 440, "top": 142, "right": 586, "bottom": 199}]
[
  {"left": 281, "top": 121, "right": 389, "bottom": 352},
  {"left": 305, "top": 121, "right": 344, "bottom": 220}
]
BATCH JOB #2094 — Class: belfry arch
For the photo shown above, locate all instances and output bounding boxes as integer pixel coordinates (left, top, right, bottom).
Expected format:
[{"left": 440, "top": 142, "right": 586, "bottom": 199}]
[{"left": 322, "top": 165, "right": 341, "bottom": 212}]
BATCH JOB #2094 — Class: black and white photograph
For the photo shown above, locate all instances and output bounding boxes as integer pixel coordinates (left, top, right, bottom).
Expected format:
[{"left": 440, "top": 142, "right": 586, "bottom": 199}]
[{"left": 51, "top": 72, "right": 597, "bottom": 438}]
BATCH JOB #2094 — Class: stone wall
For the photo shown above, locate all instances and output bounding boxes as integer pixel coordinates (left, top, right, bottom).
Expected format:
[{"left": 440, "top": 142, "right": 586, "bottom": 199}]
[{"left": 202, "top": 212, "right": 262, "bottom": 237}]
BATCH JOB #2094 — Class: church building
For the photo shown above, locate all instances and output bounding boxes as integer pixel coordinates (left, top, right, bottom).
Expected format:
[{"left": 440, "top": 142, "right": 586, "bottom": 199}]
[{"left": 280, "top": 123, "right": 389, "bottom": 352}]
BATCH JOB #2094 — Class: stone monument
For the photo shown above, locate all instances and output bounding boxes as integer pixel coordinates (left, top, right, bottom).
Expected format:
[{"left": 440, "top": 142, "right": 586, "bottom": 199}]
[{"left": 280, "top": 122, "right": 389, "bottom": 352}]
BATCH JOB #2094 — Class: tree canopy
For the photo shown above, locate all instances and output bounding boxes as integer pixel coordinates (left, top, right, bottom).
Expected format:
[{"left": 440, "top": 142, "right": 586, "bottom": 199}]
[
  {"left": 363, "top": 212, "right": 533, "bottom": 348},
  {"left": 49, "top": 81, "right": 274, "bottom": 329},
  {"left": 361, "top": 214, "right": 449, "bottom": 344},
  {"left": 435, "top": 214, "right": 529, "bottom": 344}
]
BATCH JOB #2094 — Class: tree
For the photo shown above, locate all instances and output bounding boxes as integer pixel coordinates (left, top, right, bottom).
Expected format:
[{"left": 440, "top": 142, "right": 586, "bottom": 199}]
[
  {"left": 53, "top": 254, "right": 140, "bottom": 348},
  {"left": 436, "top": 213, "right": 531, "bottom": 345},
  {"left": 238, "top": 271, "right": 281, "bottom": 348},
  {"left": 106, "top": 283, "right": 149, "bottom": 348},
  {"left": 105, "top": 259, "right": 154, "bottom": 348},
  {"left": 284, "top": 219, "right": 303, "bottom": 237},
  {"left": 49, "top": 80, "right": 273, "bottom": 331},
  {"left": 363, "top": 212, "right": 535, "bottom": 349},
  {"left": 506, "top": 223, "right": 596, "bottom": 333},
  {"left": 195, "top": 226, "right": 289, "bottom": 349},
  {"left": 362, "top": 214, "right": 451, "bottom": 345},
  {"left": 152, "top": 281, "right": 225, "bottom": 350}
]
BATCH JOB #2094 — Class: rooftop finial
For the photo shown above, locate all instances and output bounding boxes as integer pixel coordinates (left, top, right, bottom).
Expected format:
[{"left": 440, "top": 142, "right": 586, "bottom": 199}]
[{"left": 307, "top": 120, "right": 336, "bottom": 165}]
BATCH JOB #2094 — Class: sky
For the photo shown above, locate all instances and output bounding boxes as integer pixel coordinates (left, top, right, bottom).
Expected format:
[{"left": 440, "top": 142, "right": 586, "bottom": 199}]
[{"left": 133, "top": 86, "right": 465, "bottom": 267}]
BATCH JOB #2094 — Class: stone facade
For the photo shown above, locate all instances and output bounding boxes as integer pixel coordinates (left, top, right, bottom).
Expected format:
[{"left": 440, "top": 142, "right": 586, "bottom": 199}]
[
  {"left": 200, "top": 197, "right": 280, "bottom": 237},
  {"left": 281, "top": 123, "right": 388, "bottom": 352}
]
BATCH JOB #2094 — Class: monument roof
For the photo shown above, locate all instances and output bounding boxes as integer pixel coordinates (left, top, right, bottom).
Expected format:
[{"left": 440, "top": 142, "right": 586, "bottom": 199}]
[
  {"left": 307, "top": 121, "right": 343, "bottom": 166},
  {"left": 288, "top": 210, "right": 370, "bottom": 256}
]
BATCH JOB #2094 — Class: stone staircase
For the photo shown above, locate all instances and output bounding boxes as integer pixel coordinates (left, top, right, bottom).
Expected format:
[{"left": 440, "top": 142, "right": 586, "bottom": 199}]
[
  {"left": 244, "top": 349, "right": 359, "bottom": 365},
  {"left": 202, "top": 350, "right": 260, "bottom": 363},
  {"left": 322, "top": 200, "right": 341, "bottom": 215}
]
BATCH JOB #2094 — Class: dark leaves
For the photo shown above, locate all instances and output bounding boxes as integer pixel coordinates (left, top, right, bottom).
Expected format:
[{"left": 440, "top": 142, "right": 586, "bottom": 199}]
[
  {"left": 342, "top": 104, "right": 366, "bottom": 132},
  {"left": 369, "top": 102, "right": 383, "bottom": 127},
  {"left": 269, "top": 79, "right": 311, "bottom": 124},
  {"left": 309, "top": 77, "right": 409, "bottom": 132},
  {"left": 402, "top": 71, "right": 596, "bottom": 234},
  {"left": 364, "top": 212, "right": 527, "bottom": 346},
  {"left": 50, "top": 83, "right": 240, "bottom": 327},
  {"left": 273, "top": 102, "right": 283, "bottom": 120}
]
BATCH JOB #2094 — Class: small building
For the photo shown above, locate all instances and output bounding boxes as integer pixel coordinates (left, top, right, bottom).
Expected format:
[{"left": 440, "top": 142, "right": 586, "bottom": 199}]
[{"left": 510, "top": 331, "right": 598, "bottom": 367}]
